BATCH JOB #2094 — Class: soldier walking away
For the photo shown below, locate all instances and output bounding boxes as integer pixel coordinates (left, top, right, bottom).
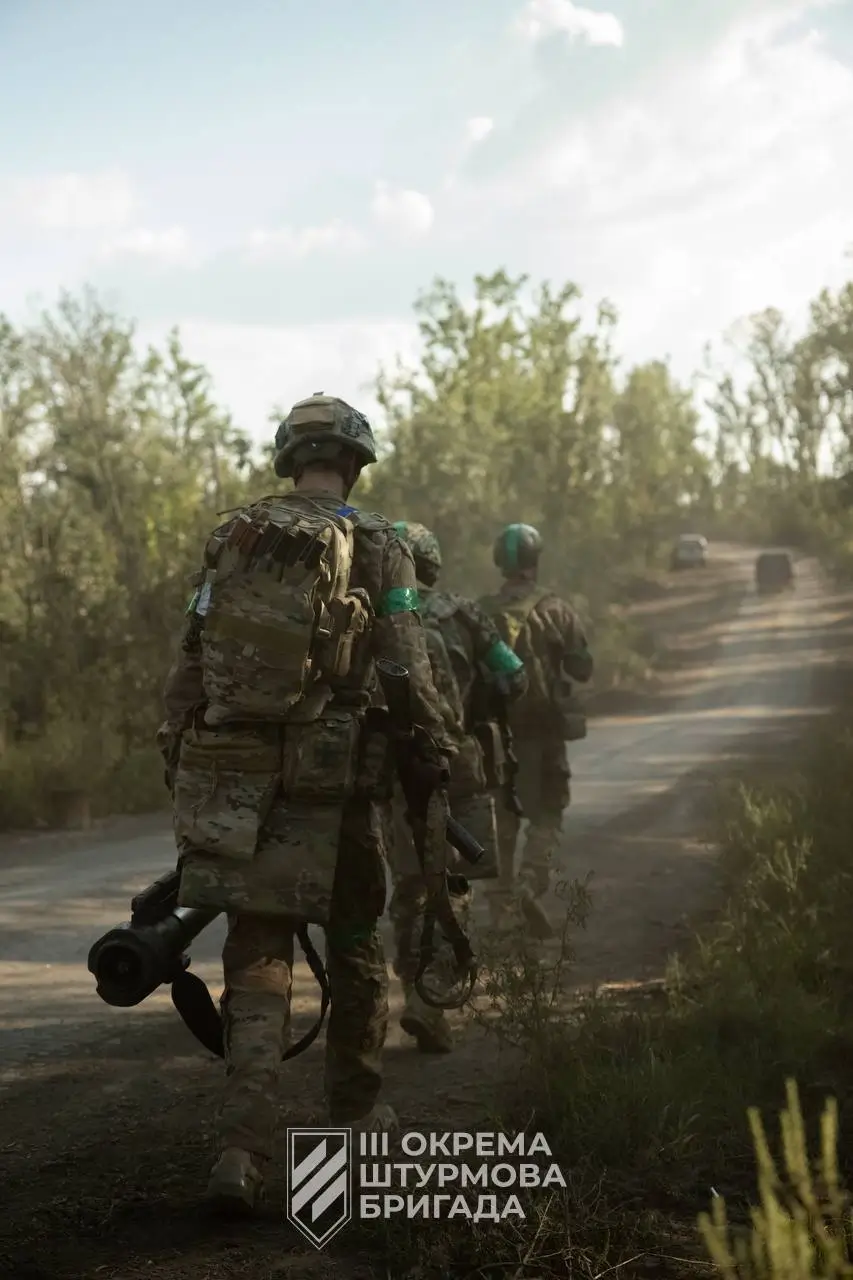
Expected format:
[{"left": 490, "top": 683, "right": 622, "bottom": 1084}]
[
  {"left": 386, "top": 522, "right": 527, "bottom": 1052},
  {"left": 478, "top": 523, "right": 593, "bottom": 940},
  {"left": 156, "top": 394, "right": 456, "bottom": 1215}
]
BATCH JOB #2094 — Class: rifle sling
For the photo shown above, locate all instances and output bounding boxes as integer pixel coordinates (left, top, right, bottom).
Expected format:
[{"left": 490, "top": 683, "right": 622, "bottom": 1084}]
[{"left": 410, "top": 790, "right": 476, "bottom": 1011}]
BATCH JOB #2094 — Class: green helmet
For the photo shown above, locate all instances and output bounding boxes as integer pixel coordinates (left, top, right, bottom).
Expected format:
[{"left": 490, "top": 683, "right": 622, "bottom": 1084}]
[
  {"left": 493, "top": 523, "right": 543, "bottom": 573},
  {"left": 392, "top": 521, "right": 442, "bottom": 584},
  {"left": 273, "top": 392, "right": 378, "bottom": 479}
]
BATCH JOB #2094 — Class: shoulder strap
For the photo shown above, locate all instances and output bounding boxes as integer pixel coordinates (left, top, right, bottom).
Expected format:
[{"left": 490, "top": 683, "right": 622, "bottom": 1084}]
[{"left": 506, "top": 588, "right": 551, "bottom": 620}]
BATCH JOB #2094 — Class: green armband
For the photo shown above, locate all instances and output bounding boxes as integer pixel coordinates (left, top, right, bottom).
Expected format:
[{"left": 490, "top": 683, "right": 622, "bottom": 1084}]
[
  {"left": 376, "top": 586, "right": 420, "bottom": 617},
  {"left": 484, "top": 639, "right": 523, "bottom": 675}
]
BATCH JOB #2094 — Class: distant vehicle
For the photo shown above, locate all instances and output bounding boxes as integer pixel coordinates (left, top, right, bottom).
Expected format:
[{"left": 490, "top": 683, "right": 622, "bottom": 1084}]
[
  {"left": 670, "top": 534, "right": 708, "bottom": 571},
  {"left": 755, "top": 549, "right": 794, "bottom": 594}
]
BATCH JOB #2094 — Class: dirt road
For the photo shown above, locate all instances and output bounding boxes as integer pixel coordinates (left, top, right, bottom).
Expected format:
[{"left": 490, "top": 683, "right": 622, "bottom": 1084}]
[{"left": 0, "top": 543, "right": 849, "bottom": 1279}]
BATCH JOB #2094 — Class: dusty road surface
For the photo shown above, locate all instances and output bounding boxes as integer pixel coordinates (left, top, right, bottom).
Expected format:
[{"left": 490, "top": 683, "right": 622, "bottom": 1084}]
[{"left": 0, "top": 543, "right": 850, "bottom": 1279}]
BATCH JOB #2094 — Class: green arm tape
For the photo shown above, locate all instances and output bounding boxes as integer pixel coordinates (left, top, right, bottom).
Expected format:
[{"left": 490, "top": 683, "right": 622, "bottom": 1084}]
[
  {"left": 484, "top": 639, "right": 524, "bottom": 675},
  {"left": 376, "top": 586, "right": 420, "bottom": 617},
  {"left": 185, "top": 590, "right": 200, "bottom": 615}
]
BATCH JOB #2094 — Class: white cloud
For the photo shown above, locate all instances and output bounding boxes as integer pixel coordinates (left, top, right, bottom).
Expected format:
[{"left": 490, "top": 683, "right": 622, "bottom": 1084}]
[
  {"left": 515, "top": 0, "right": 625, "bottom": 48},
  {"left": 474, "top": 3, "right": 853, "bottom": 379},
  {"left": 465, "top": 116, "right": 495, "bottom": 145},
  {"left": 370, "top": 181, "right": 435, "bottom": 239},
  {"left": 0, "top": 170, "right": 136, "bottom": 232},
  {"left": 244, "top": 219, "right": 366, "bottom": 261},
  {"left": 152, "top": 318, "right": 422, "bottom": 441},
  {"left": 100, "top": 226, "right": 192, "bottom": 264}
]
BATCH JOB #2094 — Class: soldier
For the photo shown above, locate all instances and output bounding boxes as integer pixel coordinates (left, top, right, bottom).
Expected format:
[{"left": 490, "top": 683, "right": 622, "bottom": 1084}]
[
  {"left": 387, "top": 521, "right": 527, "bottom": 1052},
  {"left": 478, "top": 523, "right": 593, "bottom": 939},
  {"left": 156, "top": 395, "right": 456, "bottom": 1214}
]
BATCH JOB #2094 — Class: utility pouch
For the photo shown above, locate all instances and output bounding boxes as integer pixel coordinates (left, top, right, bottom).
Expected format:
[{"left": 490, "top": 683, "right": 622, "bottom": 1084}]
[
  {"left": 173, "top": 728, "right": 282, "bottom": 861},
  {"left": 447, "top": 734, "right": 487, "bottom": 801},
  {"left": 282, "top": 712, "right": 360, "bottom": 805},
  {"left": 473, "top": 721, "right": 507, "bottom": 790}
]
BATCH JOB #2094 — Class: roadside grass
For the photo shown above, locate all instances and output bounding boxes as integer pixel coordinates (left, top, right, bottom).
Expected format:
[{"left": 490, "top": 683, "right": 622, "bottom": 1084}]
[{"left": 356, "top": 711, "right": 853, "bottom": 1278}]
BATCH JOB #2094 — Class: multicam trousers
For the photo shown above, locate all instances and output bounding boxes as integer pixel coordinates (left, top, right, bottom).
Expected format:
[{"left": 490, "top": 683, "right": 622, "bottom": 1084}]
[
  {"left": 493, "top": 735, "right": 571, "bottom": 901},
  {"left": 216, "top": 799, "right": 389, "bottom": 1161}
]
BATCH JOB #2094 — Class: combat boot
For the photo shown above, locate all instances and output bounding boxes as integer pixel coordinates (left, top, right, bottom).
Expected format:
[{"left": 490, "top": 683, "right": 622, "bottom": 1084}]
[
  {"left": 205, "top": 1146, "right": 265, "bottom": 1215},
  {"left": 349, "top": 1102, "right": 400, "bottom": 1136},
  {"left": 399, "top": 986, "right": 452, "bottom": 1054}
]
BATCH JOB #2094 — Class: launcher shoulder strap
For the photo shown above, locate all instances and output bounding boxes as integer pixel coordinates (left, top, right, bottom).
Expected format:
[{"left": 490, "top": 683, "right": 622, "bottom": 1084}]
[{"left": 169, "top": 927, "right": 330, "bottom": 1061}]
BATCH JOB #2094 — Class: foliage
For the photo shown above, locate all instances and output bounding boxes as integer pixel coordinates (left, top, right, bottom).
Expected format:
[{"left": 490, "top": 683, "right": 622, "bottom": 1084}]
[
  {"left": 352, "top": 709, "right": 853, "bottom": 1277},
  {"left": 367, "top": 270, "right": 708, "bottom": 605},
  {"left": 700, "top": 1080, "right": 853, "bottom": 1279},
  {"left": 0, "top": 290, "right": 255, "bottom": 820},
  {"left": 4, "top": 261, "right": 853, "bottom": 823}
]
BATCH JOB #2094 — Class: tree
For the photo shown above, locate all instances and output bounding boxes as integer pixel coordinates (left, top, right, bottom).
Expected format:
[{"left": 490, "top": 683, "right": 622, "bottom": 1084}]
[{"left": 367, "top": 270, "right": 707, "bottom": 602}]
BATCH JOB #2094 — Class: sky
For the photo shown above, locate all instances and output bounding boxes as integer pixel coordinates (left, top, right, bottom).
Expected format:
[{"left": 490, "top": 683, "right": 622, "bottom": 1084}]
[{"left": 1, "top": 0, "right": 852, "bottom": 442}]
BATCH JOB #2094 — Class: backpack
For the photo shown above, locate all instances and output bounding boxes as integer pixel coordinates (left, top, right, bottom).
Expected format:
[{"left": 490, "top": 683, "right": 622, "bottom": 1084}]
[
  {"left": 194, "top": 494, "right": 372, "bottom": 726},
  {"left": 479, "top": 588, "right": 553, "bottom": 714}
]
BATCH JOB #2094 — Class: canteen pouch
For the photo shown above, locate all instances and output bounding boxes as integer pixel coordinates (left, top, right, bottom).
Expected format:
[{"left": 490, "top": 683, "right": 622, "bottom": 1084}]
[
  {"left": 173, "top": 728, "right": 282, "bottom": 861},
  {"left": 447, "top": 734, "right": 487, "bottom": 801}
]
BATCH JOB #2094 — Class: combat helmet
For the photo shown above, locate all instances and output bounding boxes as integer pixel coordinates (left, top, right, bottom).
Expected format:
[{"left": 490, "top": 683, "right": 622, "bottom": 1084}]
[
  {"left": 273, "top": 392, "right": 378, "bottom": 479},
  {"left": 493, "top": 523, "right": 543, "bottom": 574},
  {"left": 392, "top": 521, "right": 442, "bottom": 586}
]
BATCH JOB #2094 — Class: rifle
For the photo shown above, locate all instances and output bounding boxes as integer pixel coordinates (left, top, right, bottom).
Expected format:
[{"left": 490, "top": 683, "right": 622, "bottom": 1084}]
[
  {"left": 375, "top": 658, "right": 483, "bottom": 1010},
  {"left": 490, "top": 677, "right": 524, "bottom": 822},
  {"left": 88, "top": 869, "right": 329, "bottom": 1061},
  {"left": 471, "top": 665, "right": 524, "bottom": 823}
]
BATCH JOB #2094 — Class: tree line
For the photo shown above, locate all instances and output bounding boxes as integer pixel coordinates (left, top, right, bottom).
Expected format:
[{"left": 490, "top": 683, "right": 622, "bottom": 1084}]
[{"left": 1, "top": 266, "right": 852, "bottom": 825}]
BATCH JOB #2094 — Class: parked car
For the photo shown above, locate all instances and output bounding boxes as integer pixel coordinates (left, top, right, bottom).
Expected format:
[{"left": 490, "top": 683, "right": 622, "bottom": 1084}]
[
  {"left": 670, "top": 534, "right": 708, "bottom": 570},
  {"left": 755, "top": 549, "right": 794, "bottom": 594}
]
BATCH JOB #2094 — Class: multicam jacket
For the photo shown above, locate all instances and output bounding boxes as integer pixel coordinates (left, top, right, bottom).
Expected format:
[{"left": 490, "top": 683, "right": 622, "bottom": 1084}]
[
  {"left": 157, "top": 491, "right": 460, "bottom": 921},
  {"left": 478, "top": 578, "right": 593, "bottom": 736}
]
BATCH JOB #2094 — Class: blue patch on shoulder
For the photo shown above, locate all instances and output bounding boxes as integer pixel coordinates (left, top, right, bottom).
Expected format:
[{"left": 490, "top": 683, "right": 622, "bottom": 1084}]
[{"left": 336, "top": 503, "right": 357, "bottom": 517}]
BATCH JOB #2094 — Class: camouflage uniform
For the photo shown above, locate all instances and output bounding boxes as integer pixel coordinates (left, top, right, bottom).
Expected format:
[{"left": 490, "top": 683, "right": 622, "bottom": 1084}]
[
  {"left": 157, "top": 397, "right": 455, "bottom": 1212},
  {"left": 385, "top": 523, "right": 527, "bottom": 1051},
  {"left": 478, "top": 524, "right": 593, "bottom": 937}
]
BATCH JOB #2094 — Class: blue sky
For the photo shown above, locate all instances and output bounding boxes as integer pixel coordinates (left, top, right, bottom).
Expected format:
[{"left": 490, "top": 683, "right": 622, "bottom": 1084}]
[{"left": 1, "top": 0, "right": 852, "bottom": 440}]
